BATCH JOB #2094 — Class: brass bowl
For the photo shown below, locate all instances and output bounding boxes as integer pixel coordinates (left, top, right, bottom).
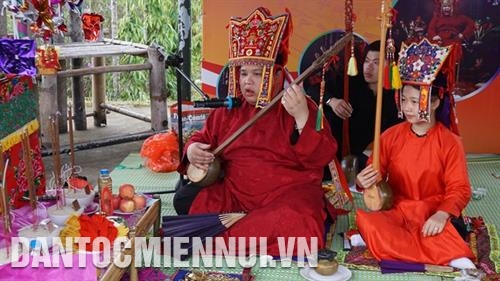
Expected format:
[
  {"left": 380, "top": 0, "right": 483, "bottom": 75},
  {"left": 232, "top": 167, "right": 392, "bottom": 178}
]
[{"left": 315, "top": 259, "right": 339, "bottom": 275}]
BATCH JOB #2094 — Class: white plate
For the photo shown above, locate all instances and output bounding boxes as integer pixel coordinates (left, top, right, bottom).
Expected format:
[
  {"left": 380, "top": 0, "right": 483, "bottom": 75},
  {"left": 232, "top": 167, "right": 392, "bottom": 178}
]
[
  {"left": 300, "top": 265, "right": 352, "bottom": 281},
  {"left": 0, "top": 246, "right": 13, "bottom": 266},
  {"left": 83, "top": 202, "right": 100, "bottom": 215}
]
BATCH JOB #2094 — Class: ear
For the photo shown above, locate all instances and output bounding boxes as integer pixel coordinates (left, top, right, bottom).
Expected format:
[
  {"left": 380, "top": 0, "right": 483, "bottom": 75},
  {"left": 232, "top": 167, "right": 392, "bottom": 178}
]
[
  {"left": 431, "top": 97, "right": 441, "bottom": 111},
  {"left": 272, "top": 68, "right": 285, "bottom": 95}
]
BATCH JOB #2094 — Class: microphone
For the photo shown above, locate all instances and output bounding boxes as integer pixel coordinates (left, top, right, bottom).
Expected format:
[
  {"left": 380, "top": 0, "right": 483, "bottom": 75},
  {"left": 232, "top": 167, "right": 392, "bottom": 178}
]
[{"left": 193, "top": 96, "right": 241, "bottom": 109}]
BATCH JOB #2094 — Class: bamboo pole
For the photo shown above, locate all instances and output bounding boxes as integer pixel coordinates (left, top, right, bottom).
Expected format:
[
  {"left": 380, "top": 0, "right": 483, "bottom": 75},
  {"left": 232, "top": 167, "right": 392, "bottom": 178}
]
[
  {"left": 148, "top": 47, "right": 168, "bottom": 131},
  {"left": 92, "top": 57, "right": 107, "bottom": 127},
  {"left": 58, "top": 63, "right": 152, "bottom": 78},
  {"left": 102, "top": 38, "right": 149, "bottom": 49}
]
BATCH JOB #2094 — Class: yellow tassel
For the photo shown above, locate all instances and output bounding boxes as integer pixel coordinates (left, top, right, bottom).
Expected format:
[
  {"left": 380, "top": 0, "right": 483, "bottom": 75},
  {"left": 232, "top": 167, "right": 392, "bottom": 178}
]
[
  {"left": 347, "top": 56, "right": 358, "bottom": 76},
  {"left": 391, "top": 63, "right": 402, "bottom": 89}
]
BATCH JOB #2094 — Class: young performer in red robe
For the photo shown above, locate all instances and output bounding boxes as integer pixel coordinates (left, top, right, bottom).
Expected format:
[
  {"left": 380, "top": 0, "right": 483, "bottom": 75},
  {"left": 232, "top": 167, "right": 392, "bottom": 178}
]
[
  {"left": 355, "top": 39, "right": 475, "bottom": 268},
  {"left": 175, "top": 7, "right": 337, "bottom": 256}
]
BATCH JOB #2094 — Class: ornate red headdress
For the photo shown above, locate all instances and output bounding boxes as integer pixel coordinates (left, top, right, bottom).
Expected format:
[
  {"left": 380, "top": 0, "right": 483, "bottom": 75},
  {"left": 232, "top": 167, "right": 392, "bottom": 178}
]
[
  {"left": 227, "top": 7, "right": 292, "bottom": 108},
  {"left": 396, "top": 38, "right": 459, "bottom": 134}
]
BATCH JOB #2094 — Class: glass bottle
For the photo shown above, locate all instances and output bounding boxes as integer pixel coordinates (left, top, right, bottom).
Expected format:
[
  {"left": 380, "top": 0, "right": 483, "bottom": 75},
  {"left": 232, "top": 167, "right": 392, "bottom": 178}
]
[{"left": 98, "top": 169, "right": 113, "bottom": 215}]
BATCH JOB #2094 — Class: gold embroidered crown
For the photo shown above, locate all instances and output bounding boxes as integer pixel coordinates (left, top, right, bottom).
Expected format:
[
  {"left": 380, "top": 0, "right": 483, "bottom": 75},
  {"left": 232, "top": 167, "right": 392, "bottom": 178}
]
[{"left": 227, "top": 7, "right": 291, "bottom": 108}]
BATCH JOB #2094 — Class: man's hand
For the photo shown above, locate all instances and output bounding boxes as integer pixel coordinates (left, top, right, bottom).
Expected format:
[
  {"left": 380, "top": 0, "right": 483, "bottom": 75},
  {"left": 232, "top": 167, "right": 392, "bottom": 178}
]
[
  {"left": 328, "top": 98, "right": 352, "bottom": 120},
  {"left": 422, "top": 210, "right": 450, "bottom": 237},
  {"left": 281, "top": 84, "right": 309, "bottom": 131},
  {"left": 187, "top": 142, "right": 214, "bottom": 171}
]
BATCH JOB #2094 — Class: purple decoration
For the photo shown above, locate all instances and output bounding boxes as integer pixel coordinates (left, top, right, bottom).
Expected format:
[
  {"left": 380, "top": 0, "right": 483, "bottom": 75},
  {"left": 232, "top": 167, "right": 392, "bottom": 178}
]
[
  {"left": 0, "top": 39, "right": 36, "bottom": 76},
  {"left": 121, "top": 268, "right": 168, "bottom": 281},
  {"left": 437, "top": 94, "right": 452, "bottom": 129},
  {"left": 379, "top": 259, "right": 426, "bottom": 274},
  {"left": 162, "top": 212, "right": 246, "bottom": 255}
]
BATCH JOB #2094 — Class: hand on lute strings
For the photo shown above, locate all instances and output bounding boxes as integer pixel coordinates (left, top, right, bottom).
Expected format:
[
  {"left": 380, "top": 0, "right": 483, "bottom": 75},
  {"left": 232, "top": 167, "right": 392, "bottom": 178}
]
[
  {"left": 187, "top": 142, "right": 215, "bottom": 171},
  {"left": 356, "top": 164, "right": 381, "bottom": 188},
  {"left": 281, "top": 84, "right": 309, "bottom": 131}
]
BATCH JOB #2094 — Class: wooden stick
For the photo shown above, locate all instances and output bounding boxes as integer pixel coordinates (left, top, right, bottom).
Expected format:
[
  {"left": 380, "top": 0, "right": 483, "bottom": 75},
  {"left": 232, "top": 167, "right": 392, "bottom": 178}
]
[
  {"left": 211, "top": 33, "right": 352, "bottom": 156},
  {"left": 22, "top": 130, "right": 36, "bottom": 211},
  {"left": 0, "top": 144, "right": 8, "bottom": 229},
  {"left": 68, "top": 104, "right": 76, "bottom": 176},
  {"left": 0, "top": 144, "right": 11, "bottom": 255},
  {"left": 50, "top": 115, "right": 64, "bottom": 208},
  {"left": 52, "top": 115, "right": 62, "bottom": 186},
  {"left": 0, "top": 144, "right": 5, "bottom": 217}
]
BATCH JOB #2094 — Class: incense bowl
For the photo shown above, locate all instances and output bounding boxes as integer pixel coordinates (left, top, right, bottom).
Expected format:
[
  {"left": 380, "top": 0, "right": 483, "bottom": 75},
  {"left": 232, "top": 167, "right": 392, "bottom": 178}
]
[
  {"left": 47, "top": 204, "right": 84, "bottom": 226},
  {"left": 65, "top": 189, "right": 96, "bottom": 208},
  {"left": 18, "top": 220, "right": 61, "bottom": 249}
]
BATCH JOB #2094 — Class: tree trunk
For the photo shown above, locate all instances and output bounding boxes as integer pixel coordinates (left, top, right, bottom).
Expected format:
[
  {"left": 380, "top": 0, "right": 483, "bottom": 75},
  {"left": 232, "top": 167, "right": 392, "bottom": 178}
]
[
  {"left": 70, "top": 11, "right": 87, "bottom": 130},
  {"left": 178, "top": 0, "right": 192, "bottom": 101}
]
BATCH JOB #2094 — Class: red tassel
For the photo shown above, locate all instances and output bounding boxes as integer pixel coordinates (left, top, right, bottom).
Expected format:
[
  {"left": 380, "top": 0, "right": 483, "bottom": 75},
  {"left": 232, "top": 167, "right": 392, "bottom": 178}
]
[{"left": 383, "top": 62, "right": 391, "bottom": 90}]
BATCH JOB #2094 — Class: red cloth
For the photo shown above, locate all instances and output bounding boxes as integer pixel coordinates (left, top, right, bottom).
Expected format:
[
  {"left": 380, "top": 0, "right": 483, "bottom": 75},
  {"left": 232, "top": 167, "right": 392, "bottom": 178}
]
[
  {"left": 427, "top": 15, "right": 475, "bottom": 46},
  {"left": 178, "top": 99, "right": 337, "bottom": 256},
  {"left": 356, "top": 122, "right": 474, "bottom": 265},
  {"left": 427, "top": 14, "right": 475, "bottom": 60},
  {"left": 79, "top": 215, "right": 118, "bottom": 251}
]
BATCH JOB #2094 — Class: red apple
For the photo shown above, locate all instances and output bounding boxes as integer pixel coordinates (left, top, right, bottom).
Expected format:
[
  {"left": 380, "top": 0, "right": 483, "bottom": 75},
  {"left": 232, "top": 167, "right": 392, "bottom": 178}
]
[
  {"left": 119, "top": 199, "right": 135, "bottom": 213},
  {"left": 112, "top": 194, "right": 121, "bottom": 210},
  {"left": 133, "top": 194, "right": 147, "bottom": 210},
  {"left": 119, "top": 184, "right": 135, "bottom": 200}
]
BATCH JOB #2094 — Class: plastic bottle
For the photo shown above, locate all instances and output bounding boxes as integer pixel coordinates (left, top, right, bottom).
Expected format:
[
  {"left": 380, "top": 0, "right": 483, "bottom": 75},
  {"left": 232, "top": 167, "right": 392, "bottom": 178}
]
[{"left": 98, "top": 169, "right": 113, "bottom": 215}]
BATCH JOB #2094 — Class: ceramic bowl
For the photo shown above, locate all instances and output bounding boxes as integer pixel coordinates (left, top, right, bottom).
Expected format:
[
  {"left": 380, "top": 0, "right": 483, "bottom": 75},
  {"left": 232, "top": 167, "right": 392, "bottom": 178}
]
[
  {"left": 47, "top": 204, "right": 84, "bottom": 226},
  {"left": 17, "top": 221, "right": 61, "bottom": 249},
  {"left": 65, "top": 189, "right": 96, "bottom": 208}
]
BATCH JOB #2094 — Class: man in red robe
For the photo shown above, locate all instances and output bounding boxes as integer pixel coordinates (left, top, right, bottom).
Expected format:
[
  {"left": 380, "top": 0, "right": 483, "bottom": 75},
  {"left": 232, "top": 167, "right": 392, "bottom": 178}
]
[
  {"left": 427, "top": 0, "right": 475, "bottom": 59},
  {"left": 174, "top": 7, "right": 337, "bottom": 257}
]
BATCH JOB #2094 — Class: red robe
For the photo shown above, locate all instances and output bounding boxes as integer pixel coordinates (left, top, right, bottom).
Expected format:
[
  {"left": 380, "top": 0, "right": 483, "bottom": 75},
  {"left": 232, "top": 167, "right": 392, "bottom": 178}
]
[
  {"left": 356, "top": 122, "right": 474, "bottom": 265},
  {"left": 427, "top": 14, "right": 475, "bottom": 46},
  {"left": 179, "top": 99, "right": 337, "bottom": 256}
]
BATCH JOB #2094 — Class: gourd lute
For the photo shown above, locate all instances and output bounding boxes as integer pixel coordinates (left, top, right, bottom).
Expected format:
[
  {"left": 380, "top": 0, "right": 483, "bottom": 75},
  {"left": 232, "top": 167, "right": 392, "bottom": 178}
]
[
  {"left": 187, "top": 33, "right": 353, "bottom": 187},
  {"left": 362, "top": 0, "right": 394, "bottom": 211}
]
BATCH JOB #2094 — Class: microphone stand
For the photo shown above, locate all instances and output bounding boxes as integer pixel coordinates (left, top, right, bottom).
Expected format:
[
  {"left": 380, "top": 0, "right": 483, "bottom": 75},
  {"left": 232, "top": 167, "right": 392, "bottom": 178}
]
[{"left": 155, "top": 43, "right": 213, "bottom": 186}]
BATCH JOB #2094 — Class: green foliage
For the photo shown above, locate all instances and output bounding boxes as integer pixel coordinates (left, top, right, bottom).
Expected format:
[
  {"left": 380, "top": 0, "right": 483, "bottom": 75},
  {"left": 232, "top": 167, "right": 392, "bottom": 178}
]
[
  {"left": 114, "top": 0, "right": 202, "bottom": 103},
  {"left": 2, "top": 1, "right": 202, "bottom": 104},
  {"left": 88, "top": 0, "right": 202, "bottom": 103}
]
